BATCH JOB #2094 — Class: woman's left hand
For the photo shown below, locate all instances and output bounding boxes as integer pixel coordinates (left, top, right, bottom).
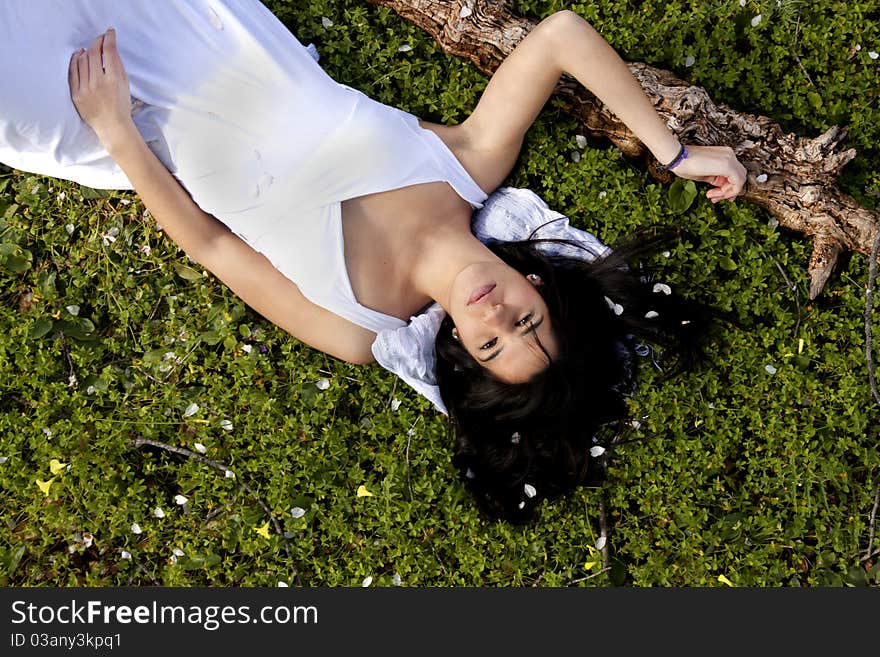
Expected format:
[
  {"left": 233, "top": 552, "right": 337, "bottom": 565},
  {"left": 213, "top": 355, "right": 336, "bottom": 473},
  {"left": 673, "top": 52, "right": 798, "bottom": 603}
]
[
  {"left": 669, "top": 144, "right": 748, "bottom": 203},
  {"left": 68, "top": 27, "right": 133, "bottom": 148}
]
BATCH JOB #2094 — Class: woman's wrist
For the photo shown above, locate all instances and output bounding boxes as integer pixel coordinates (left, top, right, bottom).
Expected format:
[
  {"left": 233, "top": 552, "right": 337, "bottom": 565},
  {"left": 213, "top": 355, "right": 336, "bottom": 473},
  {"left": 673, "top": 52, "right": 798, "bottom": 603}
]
[{"left": 95, "top": 118, "right": 139, "bottom": 156}]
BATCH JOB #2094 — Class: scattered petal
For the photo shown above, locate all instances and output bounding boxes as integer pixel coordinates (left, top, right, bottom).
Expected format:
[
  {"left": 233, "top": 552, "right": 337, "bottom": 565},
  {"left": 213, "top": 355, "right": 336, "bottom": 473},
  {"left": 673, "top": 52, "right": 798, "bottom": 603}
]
[
  {"left": 49, "top": 458, "right": 68, "bottom": 475},
  {"left": 36, "top": 477, "right": 54, "bottom": 496},
  {"left": 739, "top": 0, "right": 746, "bottom": 6},
  {"left": 0, "top": 456, "right": 7, "bottom": 464},
  {"left": 524, "top": 483, "right": 537, "bottom": 498},
  {"left": 869, "top": 51, "right": 879, "bottom": 60},
  {"left": 603, "top": 296, "right": 624, "bottom": 316},
  {"left": 130, "top": 523, "right": 142, "bottom": 535},
  {"left": 397, "top": 44, "right": 412, "bottom": 52},
  {"left": 685, "top": 55, "right": 695, "bottom": 67},
  {"left": 277, "top": 581, "right": 289, "bottom": 587},
  {"left": 290, "top": 506, "right": 306, "bottom": 519},
  {"left": 392, "top": 572, "right": 402, "bottom": 586},
  {"left": 242, "top": 344, "right": 253, "bottom": 354},
  {"left": 86, "top": 385, "right": 95, "bottom": 395},
  {"left": 362, "top": 576, "right": 373, "bottom": 587},
  {"left": 644, "top": 310, "right": 659, "bottom": 319},
  {"left": 321, "top": 16, "right": 333, "bottom": 28},
  {"left": 193, "top": 442, "right": 207, "bottom": 454},
  {"left": 571, "top": 151, "right": 581, "bottom": 163},
  {"left": 575, "top": 134, "right": 588, "bottom": 149},
  {"left": 183, "top": 403, "right": 199, "bottom": 417},
  {"left": 465, "top": 468, "right": 476, "bottom": 479},
  {"left": 66, "top": 305, "right": 80, "bottom": 316},
  {"left": 172, "top": 547, "right": 185, "bottom": 557},
  {"left": 315, "top": 378, "right": 330, "bottom": 390},
  {"left": 390, "top": 399, "right": 402, "bottom": 411},
  {"left": 767, "top": 217, "right": 779, "bottom": 230},
  {"left": 510, "top": 431, "right": 521, "bottom": 444},
  {"left": 756, "top": 173, "right": 768, "bottom": 183},
  {"left": 717, "top": 574, "right": 735, "bottom": 587},
  {"left": 153, "top": 507, "right": 165, "bottom": 519},
  {"left": 681, "top": 320, "right": 691, "bottom": 325},
  {"left": 68, "top": 374, "right": 77, "bottom": 387},
  {"left": 595, "top": 536, "right": 607, "bottom": 551},
  {"left": 356, "top": 485, "right": 374, "bottom": 498},
  {"left": 120, "top": 550, "right": 132, "bottom": 560},
  {"left": 224, "top": 469, "right": 236, "bottom": 479},
  {"left": 764, "top": 364, "right": 777, "bottom": 375},
  {"left": 174, "top": 494, "right": 188, "bottom": 505},
  {"left": 598, "top": 190, "right": 607, "bottom": 199},
  {"left": 220, "top": 419, "right": 233, "bottom": 431},
  {"left": 629, "top": 420, "right": 642, "bottom": 430},
  {"left": 42, "top": 427, "right": 53, "bottom": 437},
  {"left": 750, "top": 14, "right": 762, "bottom": 27},
  {"left": 253, "top": 521, "right": 271, "bottom": 539},
  {"left": 589, "top": 446, "right": 606, "bottom": 457},
  {"left": 459, "top": 5, "right": 472, "bottom": 19},
  {"left": 653, "top": 283, "right": 672, "bottom": 295},
  {"left": 661, "top": 250, "right": 671, "bottom": 258},
  {"left": 518, "top": 501, "right": 525, "bottom": 510},
  {"left": 65, "top": 223, "right": 75, "bottom": 235}
]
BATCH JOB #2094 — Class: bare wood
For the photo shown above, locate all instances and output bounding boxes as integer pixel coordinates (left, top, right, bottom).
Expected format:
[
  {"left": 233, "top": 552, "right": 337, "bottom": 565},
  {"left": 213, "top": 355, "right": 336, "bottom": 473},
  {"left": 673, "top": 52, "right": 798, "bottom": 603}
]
[{"left": 369, "top": 0, "right": 879, "bottom": 298}]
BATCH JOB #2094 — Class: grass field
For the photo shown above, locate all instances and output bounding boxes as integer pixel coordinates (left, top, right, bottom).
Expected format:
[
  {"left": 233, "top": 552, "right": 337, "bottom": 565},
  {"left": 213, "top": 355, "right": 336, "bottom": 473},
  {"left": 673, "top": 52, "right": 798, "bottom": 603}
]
[{"left": 1, "top": 0, "right": 878, "bottom": 586}]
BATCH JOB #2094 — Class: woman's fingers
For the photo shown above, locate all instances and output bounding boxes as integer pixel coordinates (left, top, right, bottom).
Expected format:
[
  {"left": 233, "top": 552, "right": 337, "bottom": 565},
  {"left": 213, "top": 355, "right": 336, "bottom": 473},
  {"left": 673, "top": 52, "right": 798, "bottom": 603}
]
[
  {"left": 102, "top": 27, "right": 120, "bottom": 75},
  {"left": 76, "top": 49, "right": 90, "bottom": 88},
  {"left": 87, "top": 33, "right": 105, "bottom": 81}
]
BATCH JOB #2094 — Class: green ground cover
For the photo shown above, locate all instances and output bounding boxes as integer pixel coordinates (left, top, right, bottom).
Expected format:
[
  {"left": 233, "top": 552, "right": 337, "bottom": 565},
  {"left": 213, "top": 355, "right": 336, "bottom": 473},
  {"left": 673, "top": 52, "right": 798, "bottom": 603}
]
[{"left": 1, "top": 0, "right": 878, "bottom": 586}]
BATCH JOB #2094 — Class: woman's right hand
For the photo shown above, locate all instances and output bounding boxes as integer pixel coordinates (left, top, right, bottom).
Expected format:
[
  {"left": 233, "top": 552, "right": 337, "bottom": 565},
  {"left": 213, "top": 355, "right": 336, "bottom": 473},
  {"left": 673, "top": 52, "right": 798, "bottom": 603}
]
[{"left": 68, "top": 28, "right": 133, "bottom": 148}]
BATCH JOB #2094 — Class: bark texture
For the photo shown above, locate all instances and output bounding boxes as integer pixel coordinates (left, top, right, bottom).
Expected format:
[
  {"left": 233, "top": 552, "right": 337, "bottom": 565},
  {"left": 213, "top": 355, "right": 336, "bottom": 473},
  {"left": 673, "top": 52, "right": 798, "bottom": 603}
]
[{"left": 369, "top": 0, "right": 879, "bottom": 298}]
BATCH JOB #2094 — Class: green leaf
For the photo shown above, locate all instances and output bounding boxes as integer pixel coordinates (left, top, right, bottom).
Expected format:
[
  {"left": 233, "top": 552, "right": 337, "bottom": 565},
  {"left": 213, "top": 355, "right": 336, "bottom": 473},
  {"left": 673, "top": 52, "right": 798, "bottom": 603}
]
[
  {"left": 30, "top": 317, "right": 54, "bottom": 340},
  {"left": 79, "top": 185, "right": 111, "bottom": 200},
  {"left": 667, "top": 178, "right": 698, "bottom": 214},
  {"left": 56, "top": 317, "right": 95, "bottom": 341},
  {"left": 173, "top": 262, "right": 203, "bottom": 281},
  {"left": 719, "top": 256, "right": 738, "bottom": 271}
]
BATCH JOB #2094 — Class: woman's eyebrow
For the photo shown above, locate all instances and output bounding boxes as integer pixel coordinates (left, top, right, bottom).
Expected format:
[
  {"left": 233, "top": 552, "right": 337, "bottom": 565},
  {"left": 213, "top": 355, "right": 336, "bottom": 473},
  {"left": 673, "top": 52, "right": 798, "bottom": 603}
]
[{"left": 478, "top": 315, "right": 545, "bottom": 363}]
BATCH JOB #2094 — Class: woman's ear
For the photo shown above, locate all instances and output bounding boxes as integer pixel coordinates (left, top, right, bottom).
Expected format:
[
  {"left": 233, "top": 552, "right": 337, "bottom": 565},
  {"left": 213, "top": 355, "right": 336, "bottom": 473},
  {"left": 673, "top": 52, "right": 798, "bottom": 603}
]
[{"left": 526, "top": 273, "right": 543, "bottom": 286}]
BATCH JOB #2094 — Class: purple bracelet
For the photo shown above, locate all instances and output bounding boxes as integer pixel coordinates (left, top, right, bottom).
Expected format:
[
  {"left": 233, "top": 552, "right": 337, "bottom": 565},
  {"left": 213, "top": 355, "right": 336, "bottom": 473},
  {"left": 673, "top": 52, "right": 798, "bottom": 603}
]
[{"left": 660, "top": 144, "right": 689, "bottom": 170}]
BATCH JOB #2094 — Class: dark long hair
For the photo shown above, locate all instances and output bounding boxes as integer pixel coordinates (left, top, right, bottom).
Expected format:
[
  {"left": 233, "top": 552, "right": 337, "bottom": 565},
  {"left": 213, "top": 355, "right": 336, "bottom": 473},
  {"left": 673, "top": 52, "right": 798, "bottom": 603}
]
[{"left": 434, "top": 228, "right": 711, "bottom": 523}]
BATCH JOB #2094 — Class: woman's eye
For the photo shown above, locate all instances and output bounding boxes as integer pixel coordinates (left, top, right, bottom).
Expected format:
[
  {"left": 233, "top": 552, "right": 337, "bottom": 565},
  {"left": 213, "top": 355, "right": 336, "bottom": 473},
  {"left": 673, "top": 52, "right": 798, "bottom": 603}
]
[
  {"left": 480, "top": 338, "right": 498, "bottom": 350},
  {"left": 516, "top": 313, "right": 534, "bottom": 327}
]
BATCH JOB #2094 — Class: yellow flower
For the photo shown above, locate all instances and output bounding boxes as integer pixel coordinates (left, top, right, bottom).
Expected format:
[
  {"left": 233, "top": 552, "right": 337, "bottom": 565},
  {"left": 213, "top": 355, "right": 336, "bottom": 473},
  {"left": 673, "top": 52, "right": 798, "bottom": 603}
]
[
  {"left": 356, "top": 485, "right": 374, "bottom": 498},
  {"left": 49, "top": 459, "right": 68, "bottom": 475},
  {"left": 36, "top": 478, "right": 55, "bottom": 497},
  {"left": 253, "top": 521, "right": 271, "bottom": 539},
  {"left": 717, "top": 574, "right": 735, "bottom": 587}
]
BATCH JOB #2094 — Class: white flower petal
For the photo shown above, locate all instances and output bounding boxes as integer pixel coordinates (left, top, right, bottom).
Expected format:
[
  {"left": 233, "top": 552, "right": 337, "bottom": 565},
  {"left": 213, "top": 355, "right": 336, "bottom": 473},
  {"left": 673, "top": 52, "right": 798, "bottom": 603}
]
[
  {"left": 510, "top": 431, "right": 521, "bottom": 444},
  {"left": 130, "top": 522, "right": 142, "bottom": 535},
  {"left": 120, "top": 550, "right": 131, "bottom": 560},
  {"left": 290, "top": 506, "right": 306, "bottom": 519},
  {"left": 685, "top": 55, "right": 695, "bottom": 67},
  {"left": 598, "top": 190, "right": 607, "bottom": 199},
  {"left": 65, "top": 223, "right": 75, "bottom": 235},
  {"left": 571, "top": 151, "right": 581, "bottom": 163},
  {"left": 751, "top": 14, "right": 762, "bottom": 27},
  {"left": 459, "top": 5, "right": 472, "bottom": 19},
  {"left": 390, "top": 399, "right": 402, "bottom": 411},
  {"left": 321, "top": 16, "right": 333, "bottom": 28},
  {"left": 315, "top": 378, "right": 330, "bottom": 390},
  {"left": 645, "top": 311, "right": 659, "bottom": 319},
  {"left": 42, "top": 428, "right": 53, "bottom": 437},
  {"left": 153, "top": 507, "right": 165, "bottom": 519},
  {"left": 183, "top": 403, "right": 199, "bottom": 417},
  {"left": 595, "top": 536, "right": 607, "bottom": 551},
  {"left": 604, "top": 296, "right": 624, "bottom": 315},
  {"left": 172, "top": 547, "right": 185, "bottom": 557},
  {"left": 220, "top": 419, "right": 233, "bottom": 431},
  {"left": 739, "top": 0, "right": 746, "bottom": 7},
  {"left": 392, "top": 573, "right": 402, "bottom": 586},
  {"left": 242, "top": 344, "right": 253, "bottom": 354},
  {"left": 397, "top": 44, "right": 412, "bottom": 52},
  {"left": 756, "top": 173, "right": 768, "bottom": 183},
  {"left": 174, "top": 494, "right": 188, "bottom": 505},
  {"left": 465, "top": 468, "right": 476, "bottom": 479},
  {"left": 0, "top": 456, "right": 7, "bottom": 464},
  {"left": 277, "top": 581, "right": 289, "bottom": 587},
  {"left": 653, "top": 283, "right": 672, "bottom": 295},
  {"left": 193, "top": 442, "right": 207, "bottom": 454},
  {"left": 66, "top": 305, "right": 80, "bottom": 316},
  {"left": 590, "top": 445, "right": 606, "bottom": 457},
  {"left": 765, "top": 364, "right": 777, "bottom": 375},
  {"left": 224, "top": 469, "right": 236, "bottom": 479},
  {"left": 518, "top": 501, "right": 525, "bottom": 509},
  {"left": 661, "top": 250, "right": 671, "bottom": 258},
  {"left": 869, "top": 51, "right": 879, "bottom": 60},
  {"left": 362, "top": 576, "right": 373, "bottom": 587},
  {"left": 86, "top": 385, "right": 95, "bottom": 395},
  {"left": 524, "top": 483, "right": 537, "bottom": 498},
  {"left": 575, "top": 134, "right": 588, "bottom": 149}
]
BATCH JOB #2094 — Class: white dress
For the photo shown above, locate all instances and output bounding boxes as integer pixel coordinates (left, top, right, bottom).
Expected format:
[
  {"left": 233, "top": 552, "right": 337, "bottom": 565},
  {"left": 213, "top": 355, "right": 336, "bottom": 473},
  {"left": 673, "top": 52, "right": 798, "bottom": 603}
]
[{"left": 0, "top": 0, "right": 488, "bottom": 333}]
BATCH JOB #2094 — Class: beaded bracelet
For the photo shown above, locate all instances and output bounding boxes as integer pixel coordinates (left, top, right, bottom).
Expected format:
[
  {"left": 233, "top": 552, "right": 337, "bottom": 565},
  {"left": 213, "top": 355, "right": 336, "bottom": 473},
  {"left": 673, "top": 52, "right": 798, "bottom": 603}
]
[{"left": 659, "top": 143, "right": 689, "bottom": 171}]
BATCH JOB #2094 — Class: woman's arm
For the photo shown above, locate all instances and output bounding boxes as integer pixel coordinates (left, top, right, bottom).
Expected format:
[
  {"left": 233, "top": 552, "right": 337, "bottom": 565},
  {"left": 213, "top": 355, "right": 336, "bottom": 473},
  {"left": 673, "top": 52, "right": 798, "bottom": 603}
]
[
  {"left": 68, "top": 29, "right": 378, "bottom": 364},
  {"left": 454, "top": 10, "right": 746, "bottom": 201}
]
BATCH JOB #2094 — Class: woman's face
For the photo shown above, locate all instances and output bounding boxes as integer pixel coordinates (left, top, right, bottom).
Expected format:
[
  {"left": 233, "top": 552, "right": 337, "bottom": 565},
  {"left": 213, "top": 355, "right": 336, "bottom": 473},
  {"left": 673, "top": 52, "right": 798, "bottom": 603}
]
[{"left": 448, "top": 261, "right": 559, "bottom": 383}]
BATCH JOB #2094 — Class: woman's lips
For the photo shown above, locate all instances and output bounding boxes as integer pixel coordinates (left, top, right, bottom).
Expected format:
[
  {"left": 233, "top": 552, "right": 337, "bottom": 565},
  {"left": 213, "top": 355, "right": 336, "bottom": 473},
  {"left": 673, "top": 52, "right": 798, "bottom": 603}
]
[{"left": 467, "top": 283, "right": 496, "bottom": 305}]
